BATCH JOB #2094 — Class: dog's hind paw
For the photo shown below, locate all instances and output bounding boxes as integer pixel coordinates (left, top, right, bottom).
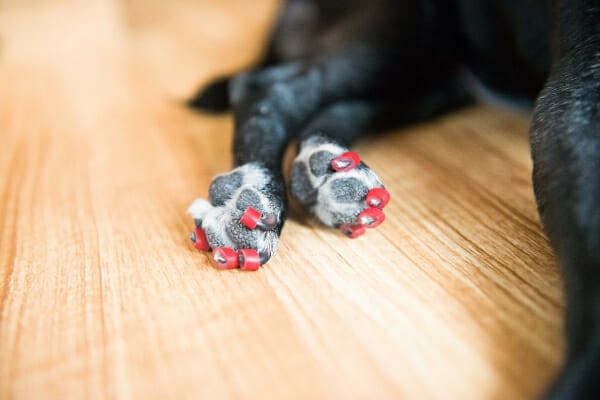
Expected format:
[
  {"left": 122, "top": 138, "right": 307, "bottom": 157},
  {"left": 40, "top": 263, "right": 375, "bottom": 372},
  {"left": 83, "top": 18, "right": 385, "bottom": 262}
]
[
  {"left": 187, "top": 163, "right": 285, "bottom": 270},
  {"left": 290, "top": 137, "right": 390, "bottom": 238}
]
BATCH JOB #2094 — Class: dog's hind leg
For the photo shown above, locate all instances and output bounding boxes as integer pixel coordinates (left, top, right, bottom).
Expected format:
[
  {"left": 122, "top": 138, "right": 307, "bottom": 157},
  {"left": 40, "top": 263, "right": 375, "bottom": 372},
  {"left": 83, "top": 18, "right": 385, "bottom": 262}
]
[{"left": 531, "top": 1, "right": 600, "bottom": 397}]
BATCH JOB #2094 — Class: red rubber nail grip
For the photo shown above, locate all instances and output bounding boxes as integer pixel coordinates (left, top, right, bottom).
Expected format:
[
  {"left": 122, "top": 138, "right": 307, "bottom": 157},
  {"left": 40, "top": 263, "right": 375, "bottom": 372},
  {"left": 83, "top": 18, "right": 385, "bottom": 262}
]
[
  {"left": 238, "top": 249, "right": 261, "bottom": 271},
  {"left": 331, "top": 152, "right": 360, "bottom": 172},
  {"left": 192, "top": 227, "right": 210, "bottom": 251},
  {"left": 366, "top": 188, "right": 390, "bottom": 209},
  {"left": 340, "top": 224, "right": 366, "bottom": 238},
  {"left": 240, "top": 207, "right": 262, "bottom": 230},
  {"left": 212, "top": 247, "right": 239, "bottom": 269}
]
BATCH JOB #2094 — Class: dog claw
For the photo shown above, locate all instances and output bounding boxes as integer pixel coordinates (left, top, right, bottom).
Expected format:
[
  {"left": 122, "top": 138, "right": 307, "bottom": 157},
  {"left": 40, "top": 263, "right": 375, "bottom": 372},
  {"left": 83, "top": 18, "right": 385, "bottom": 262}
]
[
  {"left": 340, "top": 224, "right": 366, "bottom": 238},
  {"left": 211, "top": 247, "right": 262, "bottom": 271},
  {"left": 358, "top": 208, "right": 386, "bottom": 228},
  {"left": 239, "top": 249, "right": 261, "bottom": 271},
  {"left": 331, "top": 151, "right": 360, "bottom": 172},
  {"left": 212, "top": 247, "right": 239, "bottom": 269},
  {"left": 240, "top": 206, "right": 279, "bottom": 231},
  {"left": 240, "top": 206, "right": 262, "bottom": 229},
  {"left": 190, "top": 227, "right": 211, "bottom": 251},
  {"left": 366, "top": 188, "right": 390, "bottom": 209}
]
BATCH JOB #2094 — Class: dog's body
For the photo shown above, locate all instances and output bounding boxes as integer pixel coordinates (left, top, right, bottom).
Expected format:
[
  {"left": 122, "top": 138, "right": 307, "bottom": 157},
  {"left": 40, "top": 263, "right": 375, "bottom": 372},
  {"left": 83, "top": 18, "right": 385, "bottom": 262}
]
[{"left": 188, "top": 1, "right": 600, "bottom": 397}]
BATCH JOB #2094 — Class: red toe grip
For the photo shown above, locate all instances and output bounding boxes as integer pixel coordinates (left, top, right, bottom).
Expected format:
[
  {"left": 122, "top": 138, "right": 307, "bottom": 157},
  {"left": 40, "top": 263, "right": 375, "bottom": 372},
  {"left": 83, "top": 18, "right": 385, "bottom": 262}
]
[
  {"left": 340, "top": 224, "right": 366, "bottom": 238},
  {"left": 331, "top": 151, "right": 360, "bottom": 172},
  {"left": 358, "top": 208, "right": 386, "bottom": 228},
  {"left": 366, "top": 188, "right": 391, "bottom": 209},
  {"left": 212, "top": 247, "right": 239, "bottom": 269},
  {"left": 192, "top": 227, "right": 211, "bottom": 251},
  {"left": 238, "top": 249, "right": 261, "bottom": 271},
  {"left": 240, "top": 207, "right": 262, "bottom": 230}
]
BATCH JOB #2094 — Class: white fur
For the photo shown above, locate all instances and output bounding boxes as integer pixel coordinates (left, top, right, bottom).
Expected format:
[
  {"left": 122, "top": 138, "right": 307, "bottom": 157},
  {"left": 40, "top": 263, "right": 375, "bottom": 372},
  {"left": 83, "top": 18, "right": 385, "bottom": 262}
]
[{"left": 187, "top": 198, "right": 212, "bottom": 220}]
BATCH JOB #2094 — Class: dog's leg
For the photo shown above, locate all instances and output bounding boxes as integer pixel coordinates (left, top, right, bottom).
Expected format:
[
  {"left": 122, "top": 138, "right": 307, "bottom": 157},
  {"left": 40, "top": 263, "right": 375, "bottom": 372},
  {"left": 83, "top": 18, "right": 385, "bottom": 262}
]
[
  {"left": 187, "top": 48, "right": 396, "bottom": 265},
  {"left": 188, "top": 0, "right": 321, "bottom": 112},
  {"left": 290, "top": 101, "right": 389, "bottom": 234},
  {"left": 188, "top": 2, "right": 459, "bottom": 267},
  {"left": 531, "top": 1, "right": 600, "bottom": 397},
  {"left": 290, "top": 77, "right": 471, "bottom": 234}
]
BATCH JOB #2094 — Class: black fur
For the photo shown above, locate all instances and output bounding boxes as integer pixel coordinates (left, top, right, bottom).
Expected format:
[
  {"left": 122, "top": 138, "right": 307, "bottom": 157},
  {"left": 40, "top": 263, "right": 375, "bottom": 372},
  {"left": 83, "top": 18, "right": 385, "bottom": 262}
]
[{"left": 189, "top": 1, "right": 600, "bottom": 398}]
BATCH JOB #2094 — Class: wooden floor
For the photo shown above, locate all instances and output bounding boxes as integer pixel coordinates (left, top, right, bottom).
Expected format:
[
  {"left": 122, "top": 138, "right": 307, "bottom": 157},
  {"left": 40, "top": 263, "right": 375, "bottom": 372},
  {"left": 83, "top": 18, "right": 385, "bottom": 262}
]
[{"left": 0, "top": 1, "right": 565, "bottom": 399}]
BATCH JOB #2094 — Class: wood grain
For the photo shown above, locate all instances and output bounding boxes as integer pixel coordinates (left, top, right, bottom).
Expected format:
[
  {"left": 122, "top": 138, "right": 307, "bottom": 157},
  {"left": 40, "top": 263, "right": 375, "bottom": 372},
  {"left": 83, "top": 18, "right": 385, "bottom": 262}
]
[{"left": 0, "top": 1, "right": 564, "bottom": 399}]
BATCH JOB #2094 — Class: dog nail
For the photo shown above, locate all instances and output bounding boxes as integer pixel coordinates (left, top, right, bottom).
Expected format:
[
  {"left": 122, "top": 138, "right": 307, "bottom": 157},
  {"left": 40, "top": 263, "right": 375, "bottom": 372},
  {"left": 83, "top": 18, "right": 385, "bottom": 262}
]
[
  {"left": 340, "top": 224, "right": 366, "bottom": 238},
  {"left": 331, "top": 151, "right": 360, "bottom": 172},
  {"left": 191, "top": 227, "right": 211, "bottom": 251},
  {"left": 258, "top": 251, "right": 270, "bottom": 265},
  {"left": 238, "top": 249, "right": 261, "bottom": 271},
  {"left": 366, "top": 188, "right": 390, "bottom": 209},
  {"left": 241, "top": 207, "right": 279, "bottom": 230},
  {"left": 240, "top": 206, "right": 262, "bottom": 229},
  {"left": 358, "top": 208, "right": 385, "bottom": 228},
  {"left": 212, "top": 247, "right": 239, "bottom": 269},
  {"left": 258, "top": 213, "right": 279, "bottom": 230}
]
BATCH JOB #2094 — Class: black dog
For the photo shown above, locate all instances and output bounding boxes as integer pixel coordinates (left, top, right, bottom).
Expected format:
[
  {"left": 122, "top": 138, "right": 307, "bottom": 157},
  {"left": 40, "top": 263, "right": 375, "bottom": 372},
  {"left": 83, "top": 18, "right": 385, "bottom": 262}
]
[{"left": 187, "top": 1, "right": 600, "bottom": 397}]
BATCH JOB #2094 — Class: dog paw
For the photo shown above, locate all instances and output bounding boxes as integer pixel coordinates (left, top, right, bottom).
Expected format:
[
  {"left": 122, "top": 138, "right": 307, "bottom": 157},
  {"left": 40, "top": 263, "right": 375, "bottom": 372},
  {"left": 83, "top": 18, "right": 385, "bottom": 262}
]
[
  {"left": 187, "top": 163, "right": 284, "bottom": 270},
  {"left": 290, "top": 137, "right": 390, "bottom": 238}
]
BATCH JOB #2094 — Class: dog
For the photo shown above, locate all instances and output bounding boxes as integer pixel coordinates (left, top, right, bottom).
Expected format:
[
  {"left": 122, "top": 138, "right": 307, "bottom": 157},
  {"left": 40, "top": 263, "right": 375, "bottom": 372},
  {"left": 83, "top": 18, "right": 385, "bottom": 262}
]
[{"left": 187, "top": 0, "right": 600, "bottom": 397}]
